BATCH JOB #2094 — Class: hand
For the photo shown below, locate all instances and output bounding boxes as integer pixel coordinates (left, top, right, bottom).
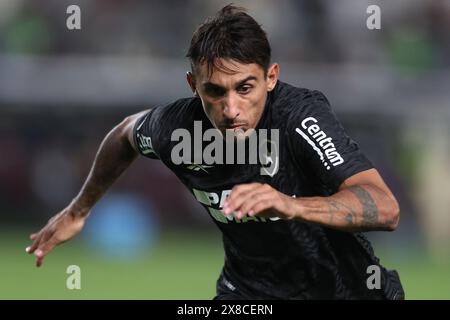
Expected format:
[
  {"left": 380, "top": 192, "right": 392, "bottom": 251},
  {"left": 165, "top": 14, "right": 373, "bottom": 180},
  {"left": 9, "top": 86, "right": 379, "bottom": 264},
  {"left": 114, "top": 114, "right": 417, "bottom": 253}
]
[
  {"left": 26, "top": 208, "right": 87, "bottom": 267},
  {"left": 223, "top": 183, "right": 297, "bottom": 220}
]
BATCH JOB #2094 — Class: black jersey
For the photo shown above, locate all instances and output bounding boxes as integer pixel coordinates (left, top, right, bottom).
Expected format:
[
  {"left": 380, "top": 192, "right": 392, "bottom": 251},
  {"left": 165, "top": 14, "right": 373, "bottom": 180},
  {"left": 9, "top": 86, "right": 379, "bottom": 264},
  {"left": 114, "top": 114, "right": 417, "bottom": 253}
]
[{"left": 133, "top": 80, "right": 404, "bottom": 299}]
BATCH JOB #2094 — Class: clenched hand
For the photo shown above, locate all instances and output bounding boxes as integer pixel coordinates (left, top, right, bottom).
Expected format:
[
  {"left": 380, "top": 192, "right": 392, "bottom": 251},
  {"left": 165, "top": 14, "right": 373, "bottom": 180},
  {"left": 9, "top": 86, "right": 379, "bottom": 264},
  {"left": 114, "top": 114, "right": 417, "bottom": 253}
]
[{"left": 223, "top": 183, "right": 297, "bottom": 220}]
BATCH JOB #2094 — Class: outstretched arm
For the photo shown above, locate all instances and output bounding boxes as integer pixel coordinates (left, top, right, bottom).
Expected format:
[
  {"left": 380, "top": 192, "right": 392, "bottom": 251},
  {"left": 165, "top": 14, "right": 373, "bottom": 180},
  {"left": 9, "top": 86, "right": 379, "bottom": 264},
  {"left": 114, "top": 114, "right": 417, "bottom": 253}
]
[
  {"left": 223, "top": 168, "right": 400, "bottom": 232},
  {"left": 26, "top": 111, "right": 147, "bottom": 267}
]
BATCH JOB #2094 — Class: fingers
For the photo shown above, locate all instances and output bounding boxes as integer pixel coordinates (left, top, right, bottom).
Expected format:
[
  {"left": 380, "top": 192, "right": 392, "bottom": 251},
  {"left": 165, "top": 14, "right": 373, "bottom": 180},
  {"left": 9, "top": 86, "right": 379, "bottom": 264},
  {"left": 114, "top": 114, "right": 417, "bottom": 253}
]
[
  {"left": 224, "top": 183, "right": 264, "bottom": 212},
  {"left": 35, "top": 249, "right": 45, "bottom": 267},
  {"left": 35, "top": 239, "right": 57, "bottom": 267},
  {"left": 26, "top": 232, "right": 43, "bottom": 254},
  {"left": 224, "top": 183, "right": 273, "bottom": 218},
  {"left": 25, "top": 212, "right": 84, "bottom": 268},
  {"left": 239, "top": 192, "right": 273, "bottom": 217},
  {"left": 248, "top": 200, "right": 274, "bottom": 217},
  {"left": 26, "top": 228, "right": 58, "bottom": 267},
  {"left": 226, "top": 183, "right": 260, "bottom": 205}
]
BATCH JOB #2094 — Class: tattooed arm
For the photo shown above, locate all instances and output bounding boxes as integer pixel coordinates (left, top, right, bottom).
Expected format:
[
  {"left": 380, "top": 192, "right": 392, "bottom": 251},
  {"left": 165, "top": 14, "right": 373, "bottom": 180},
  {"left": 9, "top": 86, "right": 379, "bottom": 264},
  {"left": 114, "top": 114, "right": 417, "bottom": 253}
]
[
  {"left": 296, "top": 169, "right": 400, "bottom": 231},
  {"left": 25, "top": 111, "right": 147, "bottom": 266},
  {"left": 224, "top": 168, "right": 400, "bottom": 232}
]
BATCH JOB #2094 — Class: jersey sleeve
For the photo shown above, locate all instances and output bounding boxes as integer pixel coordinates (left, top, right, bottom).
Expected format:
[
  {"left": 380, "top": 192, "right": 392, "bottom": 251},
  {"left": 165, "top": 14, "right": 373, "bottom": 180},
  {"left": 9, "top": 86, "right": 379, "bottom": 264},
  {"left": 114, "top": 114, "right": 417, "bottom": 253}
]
[
  {"left": 133, "top": 107, "right": 161, "bottom": 159},
  {"left": 286, "top": 90, "right": 373, "bottom": 192}
]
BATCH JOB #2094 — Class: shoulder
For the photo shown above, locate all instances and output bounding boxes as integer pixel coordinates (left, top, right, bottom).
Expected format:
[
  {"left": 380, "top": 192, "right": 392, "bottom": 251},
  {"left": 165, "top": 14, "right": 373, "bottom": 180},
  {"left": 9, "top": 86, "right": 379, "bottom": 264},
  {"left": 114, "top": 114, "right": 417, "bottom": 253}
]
[
  {"left": 142, "top": 96, "right": 204, "bottom": 142},
  {"left": 273, "top": 81, "right": 330, "bottom": 113},
  {"left": 134, "top": 96, "right": 203, "bottom": 160},
  {"left": 271, "top": 81, "right": 332, "bottom": 128},
  {"left": 153, "top": 96, "right": 203, "bottom": 125}
]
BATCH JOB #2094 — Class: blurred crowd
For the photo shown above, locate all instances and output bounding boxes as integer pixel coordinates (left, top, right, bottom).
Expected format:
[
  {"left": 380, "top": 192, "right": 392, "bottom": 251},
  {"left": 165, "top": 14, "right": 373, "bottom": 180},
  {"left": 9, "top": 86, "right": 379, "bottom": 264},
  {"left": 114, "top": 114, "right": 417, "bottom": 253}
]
[{"left": 0, "top": 0, "right": 449, "bottom": 67}]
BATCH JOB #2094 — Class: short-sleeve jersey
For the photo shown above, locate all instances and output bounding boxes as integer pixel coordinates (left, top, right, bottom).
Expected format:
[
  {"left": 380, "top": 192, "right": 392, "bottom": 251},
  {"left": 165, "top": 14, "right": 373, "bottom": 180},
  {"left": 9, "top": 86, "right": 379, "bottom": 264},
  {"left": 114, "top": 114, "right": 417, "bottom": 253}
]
[{"left": 134, "top": 80, "right": 403, "bottom": 299}]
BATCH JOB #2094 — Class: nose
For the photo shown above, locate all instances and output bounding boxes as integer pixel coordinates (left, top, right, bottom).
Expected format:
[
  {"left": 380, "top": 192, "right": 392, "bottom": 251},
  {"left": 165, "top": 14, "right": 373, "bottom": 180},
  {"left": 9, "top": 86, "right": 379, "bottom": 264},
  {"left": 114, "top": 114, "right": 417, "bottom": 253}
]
[{"left": 223, "top": 92, "right": 240, "bottom": 120}]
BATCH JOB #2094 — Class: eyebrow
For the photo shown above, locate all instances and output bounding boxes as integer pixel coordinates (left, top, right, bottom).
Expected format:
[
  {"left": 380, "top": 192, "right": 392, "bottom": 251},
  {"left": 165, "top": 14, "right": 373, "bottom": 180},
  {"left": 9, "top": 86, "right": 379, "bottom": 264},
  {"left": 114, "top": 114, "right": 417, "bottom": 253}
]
[{"left": 202, "top": 75, "right": 257, "bottom": 90}]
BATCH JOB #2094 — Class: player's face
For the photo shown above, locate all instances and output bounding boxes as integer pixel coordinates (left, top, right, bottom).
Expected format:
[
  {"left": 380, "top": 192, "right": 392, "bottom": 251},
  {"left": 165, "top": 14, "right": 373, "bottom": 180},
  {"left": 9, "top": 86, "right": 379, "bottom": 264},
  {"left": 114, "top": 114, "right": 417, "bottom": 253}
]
[{"left": 187, "top": 59, "right": 279, "bottom": 137}]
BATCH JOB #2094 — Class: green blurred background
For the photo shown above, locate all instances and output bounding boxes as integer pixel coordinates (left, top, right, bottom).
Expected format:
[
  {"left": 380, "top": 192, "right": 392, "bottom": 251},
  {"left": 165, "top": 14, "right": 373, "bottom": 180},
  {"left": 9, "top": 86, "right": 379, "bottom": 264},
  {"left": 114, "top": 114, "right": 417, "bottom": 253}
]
[
  {"left": 1, "top": 0, "right": 450, "bottom": 300},
  {"left": 2, "top": 228, "right": 450, "bottom": 299}
]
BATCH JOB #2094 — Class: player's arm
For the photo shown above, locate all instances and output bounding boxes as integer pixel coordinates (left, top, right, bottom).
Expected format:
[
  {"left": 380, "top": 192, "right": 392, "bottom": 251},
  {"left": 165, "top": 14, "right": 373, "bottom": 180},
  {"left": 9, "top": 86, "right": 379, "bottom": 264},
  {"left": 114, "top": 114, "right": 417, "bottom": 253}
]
[
  {"left": 26, "top": 110, "right": 148, "bottom": 267},
  {"left": 223, "top": 168, "right": 400, "bottom": 232},
  {"left": 295, "top": 168, "right": 400, "bottom": 231}
]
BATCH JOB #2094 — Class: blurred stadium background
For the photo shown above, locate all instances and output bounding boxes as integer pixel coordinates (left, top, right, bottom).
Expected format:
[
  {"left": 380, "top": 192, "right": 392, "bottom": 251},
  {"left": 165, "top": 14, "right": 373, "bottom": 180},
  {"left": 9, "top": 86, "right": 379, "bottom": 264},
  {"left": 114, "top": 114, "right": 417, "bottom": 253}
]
[{"left": 1, "top": 0, "right": 449, "bottom": 299}]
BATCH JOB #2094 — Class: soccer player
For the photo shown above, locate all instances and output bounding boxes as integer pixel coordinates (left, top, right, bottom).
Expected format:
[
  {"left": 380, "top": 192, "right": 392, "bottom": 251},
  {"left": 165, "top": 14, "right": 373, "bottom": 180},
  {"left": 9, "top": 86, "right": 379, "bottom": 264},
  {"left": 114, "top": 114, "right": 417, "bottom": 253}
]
[{"left": 26, "top": 5, "right": 404, "bottom": 299}]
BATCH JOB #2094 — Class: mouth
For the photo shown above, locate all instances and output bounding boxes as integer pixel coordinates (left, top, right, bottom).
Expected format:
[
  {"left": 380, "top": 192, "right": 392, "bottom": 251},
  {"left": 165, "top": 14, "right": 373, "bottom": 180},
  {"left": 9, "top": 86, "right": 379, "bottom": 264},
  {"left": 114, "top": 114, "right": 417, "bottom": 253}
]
[{"left": 224, "top": 123, "right": 246, "bottom": 130}]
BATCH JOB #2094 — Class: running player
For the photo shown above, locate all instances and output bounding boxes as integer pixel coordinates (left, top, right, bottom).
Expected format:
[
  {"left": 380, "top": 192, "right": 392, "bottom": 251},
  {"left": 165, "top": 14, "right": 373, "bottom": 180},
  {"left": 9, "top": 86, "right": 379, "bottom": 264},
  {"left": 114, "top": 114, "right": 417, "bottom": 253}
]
[{"left": 26, "top": 5, "right": 404, "bottom": 299}]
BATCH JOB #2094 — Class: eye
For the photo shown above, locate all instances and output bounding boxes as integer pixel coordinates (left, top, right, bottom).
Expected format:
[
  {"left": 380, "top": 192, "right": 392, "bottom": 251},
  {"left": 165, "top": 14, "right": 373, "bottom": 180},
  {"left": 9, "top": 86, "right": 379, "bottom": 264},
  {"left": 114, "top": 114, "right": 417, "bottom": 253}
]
[
  {"left": 205, "top": 86, "right": 225, "bottom": 97},
  {"left": 237, "top": 85, "right": 252, "bottom": 94}
]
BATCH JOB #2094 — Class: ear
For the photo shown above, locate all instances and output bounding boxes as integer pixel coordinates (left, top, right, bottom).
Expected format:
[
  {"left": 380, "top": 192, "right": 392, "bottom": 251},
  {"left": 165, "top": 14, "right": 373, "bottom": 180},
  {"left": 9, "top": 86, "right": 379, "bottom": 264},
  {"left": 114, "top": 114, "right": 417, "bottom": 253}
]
[
  {"left": 266, "top": 63, "right": 279, "bottom": 92},
  {"left": 186, "top": 71, "right": 197, "bottom": 96}
]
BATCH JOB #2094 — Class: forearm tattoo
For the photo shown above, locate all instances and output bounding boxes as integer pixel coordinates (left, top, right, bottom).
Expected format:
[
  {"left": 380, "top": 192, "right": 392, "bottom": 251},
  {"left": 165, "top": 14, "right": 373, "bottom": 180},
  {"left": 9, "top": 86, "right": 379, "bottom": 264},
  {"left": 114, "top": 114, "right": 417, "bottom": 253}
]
[
  {"left": 326, "top": 199, "right": 357, "bottom": 225},
  {"left": 347, "top": 185, "right": 379, "bottom": 225},
  {"left": 324, "top": 186, "right": 379, "bottom": 226}
]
